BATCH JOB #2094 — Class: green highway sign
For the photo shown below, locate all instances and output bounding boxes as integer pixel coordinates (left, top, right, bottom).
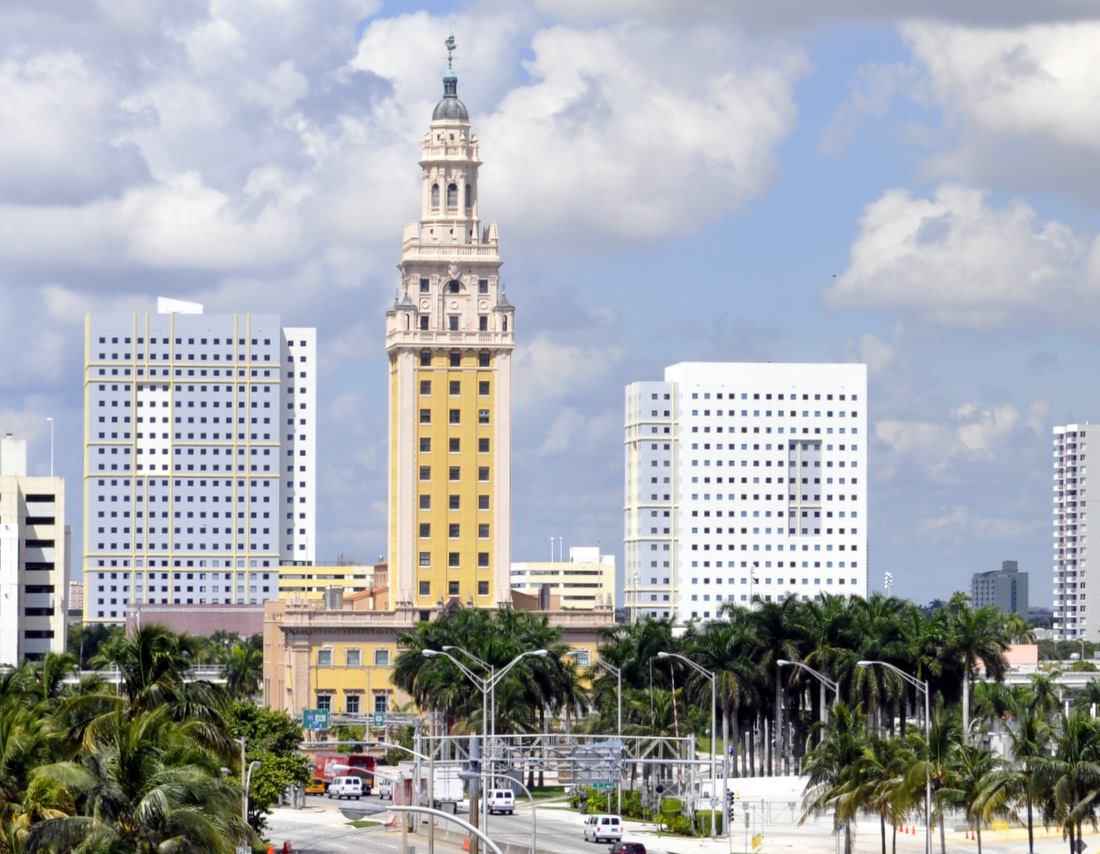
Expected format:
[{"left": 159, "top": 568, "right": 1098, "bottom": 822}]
[
  {"left": 303, "top": 709, "right": 330, "bottom": 730},
  {"left": 592, "top": 782, "right": 614, "bottom": 790},
  {"left": 373, "top": 712, "right": 385, "bottom": 727}
]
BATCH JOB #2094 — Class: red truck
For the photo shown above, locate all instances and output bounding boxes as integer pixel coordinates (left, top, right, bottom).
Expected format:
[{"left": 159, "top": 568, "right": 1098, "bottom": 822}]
[{"left": 311, "top": 754, "right": 375, "bottom": 795}]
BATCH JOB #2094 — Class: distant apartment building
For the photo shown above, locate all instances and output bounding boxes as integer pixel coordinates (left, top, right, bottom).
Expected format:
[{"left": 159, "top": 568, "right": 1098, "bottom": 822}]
[
  {"left": 1053, "top": 424, "right": 1100, "bottom": 639},
  {"left": 0, "top": 434, "right": 69, "bottom": 662},
  {"left": 510, "top": 546, "right": 615, "bottom": 609},
  {"left": 83, "top": 297, "right": 316, "bottom": 623},
  {"left": 971, "top": 560, "right": 1028, "bottom": 617},
  {"left": 624, "top": 361, "right": 868, "bottom": 624}
]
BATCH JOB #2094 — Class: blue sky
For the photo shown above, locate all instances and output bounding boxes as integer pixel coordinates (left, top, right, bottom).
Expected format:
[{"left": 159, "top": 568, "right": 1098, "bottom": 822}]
[{"left": 3, "top": 0, "right": 1099, "bottom": 607}]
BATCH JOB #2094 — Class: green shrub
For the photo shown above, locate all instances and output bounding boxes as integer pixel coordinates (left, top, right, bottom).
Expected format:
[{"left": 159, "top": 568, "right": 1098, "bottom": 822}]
[
  {"left": 694, "top": 810, "right": 724, "bottom": 836},
  {"left": 664, "top": 814, "right": 694, "bottom": 835}
]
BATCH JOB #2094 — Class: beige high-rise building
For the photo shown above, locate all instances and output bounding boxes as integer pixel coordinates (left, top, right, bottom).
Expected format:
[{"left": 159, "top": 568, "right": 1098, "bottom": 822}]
[
  {"left": 0, "top": 434, "right": 69, "bottom": 663},
  {"left": 386, "top": 40, "right": 514, "bottom": 609}
]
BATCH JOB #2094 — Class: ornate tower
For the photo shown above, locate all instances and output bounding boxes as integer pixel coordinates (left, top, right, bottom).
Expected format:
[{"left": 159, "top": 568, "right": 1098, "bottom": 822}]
[{"left": 386, "top": 39, "right": 515, "bottom": 610}]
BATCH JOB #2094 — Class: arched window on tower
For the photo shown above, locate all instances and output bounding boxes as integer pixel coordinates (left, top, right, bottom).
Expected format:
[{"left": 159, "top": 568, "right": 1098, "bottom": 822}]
[
  {"left": 447, "top": 183, "right": 458, "bottom": 207},
  {"left": 502, "top": 316, "right": 508, "bottom": 332},
  {"left": 431, "top": 184, "right": 440, "bottom": 207},
  {"left": 448, "top": 280, "right": 460, "bottom": 293},
  {"left": 465, "top": 185, "right": 472, "bottom": 208}
]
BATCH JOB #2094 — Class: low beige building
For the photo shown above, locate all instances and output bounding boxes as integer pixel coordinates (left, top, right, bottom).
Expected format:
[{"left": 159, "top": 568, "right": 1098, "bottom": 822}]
[
  {"left": 278, "top": 557, "right": 374, "bottom": 602},
  {"left": 263, "top": 586, "right": 615, "bottom": 725},
  {"left": 510, "top": 546, "right": 615, "bottom": 610}
]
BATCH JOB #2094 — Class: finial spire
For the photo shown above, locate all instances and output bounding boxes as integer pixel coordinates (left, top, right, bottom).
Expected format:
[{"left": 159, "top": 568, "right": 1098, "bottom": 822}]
[{"left": 445, "top": 35, "right": 456, "bottom": 69}]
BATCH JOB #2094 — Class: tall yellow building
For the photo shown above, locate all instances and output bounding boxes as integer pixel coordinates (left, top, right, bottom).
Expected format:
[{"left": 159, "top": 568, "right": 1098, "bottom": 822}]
[{"left": 386, "top": 40, "right": 513, "bottom": 609}]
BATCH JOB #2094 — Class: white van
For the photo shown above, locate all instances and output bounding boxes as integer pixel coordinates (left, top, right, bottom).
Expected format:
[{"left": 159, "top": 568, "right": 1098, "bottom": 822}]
[
  {"left": 486, "top": 789, "right": 515, "bottom": 815},
  {"left": 377, "top": 778, "right": 393, "bottom": 800},
  {"left": 327, "top": 776, "right": 364, "bottom": 800},
  {"left": 583, "top": 815, "right": 622, "bottom": 843}
]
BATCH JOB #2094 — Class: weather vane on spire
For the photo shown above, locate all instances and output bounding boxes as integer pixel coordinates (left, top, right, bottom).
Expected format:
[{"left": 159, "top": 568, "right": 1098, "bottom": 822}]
[{"left": 445, "top": 35, "right": 456, "bottom": 69}]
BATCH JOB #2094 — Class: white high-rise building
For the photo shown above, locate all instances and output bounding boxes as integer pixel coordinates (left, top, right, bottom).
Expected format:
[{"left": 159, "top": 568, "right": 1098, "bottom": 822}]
[
  {"left": 1052, "top": 424, "right": 1099, "bottom": 640},
  {"left": 83, "top": 298, "right": 316, "bottom": 623},
  {"left": 624, "top": 361, "right": 868, "bottom": 624},
  {"left": 0, "top": 434, "right": 70, "bottom": 663}
]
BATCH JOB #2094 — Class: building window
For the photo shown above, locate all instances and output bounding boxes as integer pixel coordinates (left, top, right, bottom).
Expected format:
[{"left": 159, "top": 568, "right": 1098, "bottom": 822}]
[
  {"left": 419, "top": 495, "right": 431, "bottom": 510},
  {"left": 478, "top": 552, "right": 489, "bottom": 567},
  {"left": 317, "top": 649, "right": 333, "bottom": 667},
  {"left": 346, "top": 649, "right": 361, "bottom": 667},
  {"left": 431, "top": 185, "right": 440, "bottom": 207},
  {"left": 449, "top": 438, "right": 460, "bottom": 452},
  {"left": 449, "top": 581, "right": 460, "bottom": 596},
  {"left": 478, "top": 523, "right": 489, "bottom": 538},
  {"left": 478, "top": 352, "right": 490, "bottom": 367},
  {"left": 573, "top": 650, "right": 590, "bottom": 667},
  {"left": 449, "top": 466, "right": 460, "bottom": 481},
  {"left": 478, "top": 495, "right": 489, "bottom": 510},
  {"left": 420, "top": 381, "right": 431, "bottom": 395},
  {"left": 419, "top": 552, "right": 430, "bottom": 567},
  {"left": 419, "top": 523, "right": 430, "bottom": 538},
  {"left": 448, "top": 280, "right": 460, "bottom": 294},
  {"left": 420, "top": 409, "right": 431, "bottom": 424},
  {"left": 449, "top": 380, "right": 461, "bottom": 395},
  {"left": 478, "top": 466, "right": 489, "bottom": 481},
  {"left": 420, "top": 350, "right": 431, "bottom": 366},
  {"left": 374, "top": 649, "right": 391, "bottom": 666},
  {"left": 449, "top": 409, "right": 460, "bottom": 424},
  {"left": 316, "top": 694, "right": 332, "bottom": 711},
  {"left": 374, "top": 694, "right": 388, "bottom": 714},
  {"left": 448, "top": 316, "right": 459, "bottom": 331},
  {"left": 448, "top": 523, "right": 460, "bottom": 538},
  {"left": 478, "top": 279, "right": 488, "bottom": 294},
  {"left": 478, "top": 438, "right": 489, "bottom": 453},
  {"left": 478, "top": 580, "right": 489, "bottom": 596},
  {"left": 419, "top": 466, "right": 430, "bottom": 481},
  {"left": 449, "top": 553, "right": 460, "bottom": 567},
  {"left": 346, "top": 694, "right": 360, "bottom": 714},
  {"left": 450, "top": 352, "right": 461, "bottom": 367},
  {"left": 479, "top": 316, "right": 488, "bottom": 331},
  {"left": 479, "top": 381, "right": 489, "bottom": 396},
  {"left": 478, "top": 410, "right": 489, "bottom": 424},
  {"left": 419, "top": 316, "right": 428, "bottom": 330},
  {"left": 418, "top": 581, "right": 430, "bottom": 597},
  {"left": 449, "top": 495, "right": 460, "bottom": 510},
  {"left": 420, "top": 438, "right": 431, "bottom": 453}
]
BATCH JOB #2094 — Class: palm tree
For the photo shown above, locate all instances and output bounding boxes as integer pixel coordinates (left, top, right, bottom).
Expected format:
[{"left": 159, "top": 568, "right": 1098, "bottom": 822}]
[
  {"left": 224, "top": 643, "right": 263, "bottom": 701},
  {"left": 982, "top": 687, "right": 1053, "bottom": 853},
  {"left": 683, "top": 616, "right": 759, "bottom": 780},
  {"left": 941, "top": 742, "right": 1005, "bottom": 854},
  {"left": 943, "top": 593, "right": 1010, "bottom": 736},
  {"left": 853, "top": 734, "right": 914, "bottom": 854},
  {"left": 801, "top": 702, "right": 867, "bottom": 854},
  {"left": 906, "top": 706, "right": 962, "bottom": 854},
  {"left": 750, "top": 597, "right": 804, "bottom": 775},
  {"left": 1036, "top": 710, "right": 1100, "bottom": 854},
  {"left": 26, "top": 706, "right": 246, "bottom": 854}
]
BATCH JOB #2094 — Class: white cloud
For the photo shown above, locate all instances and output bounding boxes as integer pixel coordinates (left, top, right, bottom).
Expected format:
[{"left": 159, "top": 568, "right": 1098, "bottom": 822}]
[
  {"left": 512, "top": 333, "right": 626, "bottom": 413},
  {"left": 827, "top": 184, "right": 1100, "bottom": 328},
  {"left": 481, "top": 22, "right": 807, "bottom": 242},
  {"left": 904, "top": 20, "right": 1100, "bottom": 151},
  {"left": 874, "top": 397, "right": 1048, "bottom": 484}
]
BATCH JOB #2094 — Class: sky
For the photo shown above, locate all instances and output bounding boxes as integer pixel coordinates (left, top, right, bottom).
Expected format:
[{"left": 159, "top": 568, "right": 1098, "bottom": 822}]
[{"left": 4, "top": 0, "right": 1100, "bottom": 608}]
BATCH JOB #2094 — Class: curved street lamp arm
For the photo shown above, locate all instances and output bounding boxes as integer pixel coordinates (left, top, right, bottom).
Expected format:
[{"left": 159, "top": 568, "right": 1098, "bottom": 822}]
[{"left": 423, "top": 649, "right": 487, "bottom": 689}]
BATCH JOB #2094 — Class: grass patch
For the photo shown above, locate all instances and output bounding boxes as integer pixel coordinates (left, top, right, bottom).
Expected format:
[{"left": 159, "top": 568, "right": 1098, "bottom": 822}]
[
  {"left": 345, "top": 820, "right": 382, "bottom": 828},
  {"left": 529, "top": 786, "right": 568, "bottom": 799}
]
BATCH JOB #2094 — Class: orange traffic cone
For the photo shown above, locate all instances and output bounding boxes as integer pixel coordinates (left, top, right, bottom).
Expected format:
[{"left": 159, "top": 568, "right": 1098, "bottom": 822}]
[{"left": 267, "top": 846, "right": 275, "bottom": 854}]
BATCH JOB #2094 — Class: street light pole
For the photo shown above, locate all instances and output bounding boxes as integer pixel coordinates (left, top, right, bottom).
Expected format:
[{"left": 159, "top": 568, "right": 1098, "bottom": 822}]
[
  {"left": 244, "top": 760, "right": 261, "bottom": 828},
  {"left": 857, "top": 660, "right": 931, "bottom": 854},
  {"left": 423, "top": 648, "right": 548, "bottom": 850},
  {"left": 659, "top": 651, "right": 717, "bottom": 839},
  {"left": 567, "top": 652, "right": 623, "bottom": 817},
  {"left": 777, "top": 660, "right": 840, "bottom": 726}
]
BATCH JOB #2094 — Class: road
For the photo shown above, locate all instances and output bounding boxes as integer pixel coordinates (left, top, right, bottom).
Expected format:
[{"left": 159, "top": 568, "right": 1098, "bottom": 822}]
[{"left": 266, "top": 791, "right": 1100, "bottom": 854}]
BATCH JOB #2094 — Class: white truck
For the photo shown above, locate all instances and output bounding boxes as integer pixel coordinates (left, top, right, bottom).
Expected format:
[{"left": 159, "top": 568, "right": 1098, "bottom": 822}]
[{"left": 398, "top": 762, "right": 465, "bottom": 813}]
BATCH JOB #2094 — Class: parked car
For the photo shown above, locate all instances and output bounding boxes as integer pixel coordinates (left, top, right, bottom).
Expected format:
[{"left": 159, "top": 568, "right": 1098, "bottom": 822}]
[
  {"left": 327, "top": 776, "right": 364, "bottom": 800},
  {"left": 583, "top": 815, "right": 623, "bottom": 843},
  {"left": 486, "top": 789, "right": 515, "bottom": 815},
  {"left": 377, "top": 779, "right": 393, "bottom": 800},
  {"left": 609, "top": 843, "right": 646, "bottom": 854},
  {"left": 304, "top": 778, "right": 327, "bottom": 795}
]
